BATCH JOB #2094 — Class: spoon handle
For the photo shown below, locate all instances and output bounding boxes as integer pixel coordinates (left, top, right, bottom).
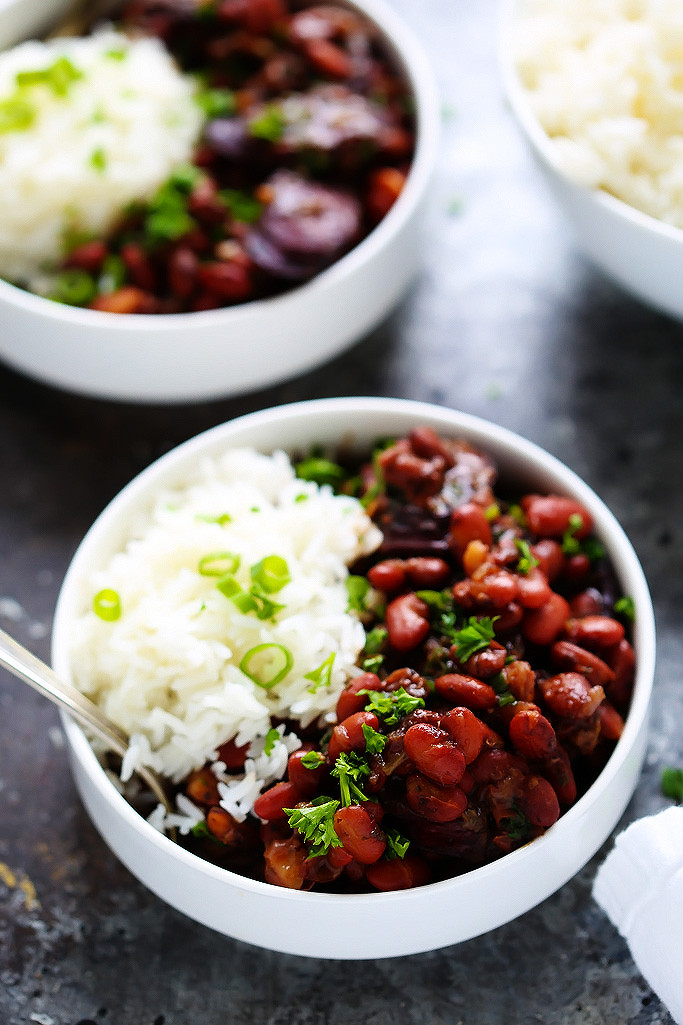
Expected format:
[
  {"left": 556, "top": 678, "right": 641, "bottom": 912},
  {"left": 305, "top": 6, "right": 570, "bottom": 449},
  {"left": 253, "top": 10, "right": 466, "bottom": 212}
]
[
  {"left": 0, "top": 627, "right": 129, "bottom": 758},
  {"left": 0, "top": 627, "right": 172, "bottom": 813}
]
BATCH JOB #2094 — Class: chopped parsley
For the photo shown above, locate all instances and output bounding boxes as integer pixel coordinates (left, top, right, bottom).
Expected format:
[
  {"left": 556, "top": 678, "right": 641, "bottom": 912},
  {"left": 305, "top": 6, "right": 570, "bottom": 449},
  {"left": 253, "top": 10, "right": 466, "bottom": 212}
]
[
  {"left": 263, "top": 727, "right": 281, "bottom": 756},
  {"left": 300, "top": 750, "right": 325, "bottom": 770},
  {"left": 661, "top": 766, "right": 683, "bottom": 802},
  {"left": 248, "top": 104, "right": 286, "bottom": 141},
  {"left": 331, "top": 752, "right": 370, "bottom": 806},
  {"left": 514, "top": 538, "right": 539, "bottom": 575},
  {"left": 295, "top": 456, "right": 347, "bottom": 489},
  {"left": 361, "top": 723, "right": 386, "bottom": 755},
  {"left": 614, "top": 595, "right": 636, "bottom": 623},
  {"left": 385, "top": 827, "right": 410, "bottom": 859},
  {"left": 305, "top": 653, "right": 335, "bottom": 693},
  {"left": 284, "top": 797, "right": 342, "bottom": 857},
  {"left": 449, "top": 616, "right": 497, "bottom": 663},
  {"left": 346, "top": 574, "right": 370, "bottom": 612},
  {"left": 359, "top": 686, "right": 425, "bottom": 727}
]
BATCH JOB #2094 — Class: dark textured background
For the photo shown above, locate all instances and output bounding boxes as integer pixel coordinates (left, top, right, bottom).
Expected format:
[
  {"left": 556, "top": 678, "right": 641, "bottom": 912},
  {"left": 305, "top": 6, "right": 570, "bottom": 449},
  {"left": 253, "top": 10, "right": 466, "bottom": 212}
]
[{"left": 1, "top": 1, "right": 682, "bottom": 1022}]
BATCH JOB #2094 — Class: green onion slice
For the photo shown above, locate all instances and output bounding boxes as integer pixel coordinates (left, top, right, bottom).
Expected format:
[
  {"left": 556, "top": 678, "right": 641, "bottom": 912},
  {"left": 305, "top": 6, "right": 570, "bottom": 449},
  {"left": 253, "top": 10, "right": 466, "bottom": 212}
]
[
  {"left": 250, "top": 555, "right": 290, "bottom": 594},
  {"left": 93, "top": 588, "right": 122, "bottom": 621},
  {"left": 239, "top": 643, "right": 293, "bottom": 689},
  {"left": 198, "top": 551, "right": 241, "bottom": 577}
]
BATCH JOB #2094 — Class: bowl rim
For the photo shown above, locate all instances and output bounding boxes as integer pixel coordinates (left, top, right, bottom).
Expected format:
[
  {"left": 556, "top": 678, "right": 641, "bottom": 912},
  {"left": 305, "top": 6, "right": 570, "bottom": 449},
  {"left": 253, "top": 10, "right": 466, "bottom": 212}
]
[
  {"left": 0, "top": 0, "right": 441, "bottom": 328},
  {"left": 52, "top": 396, "right": 656, "bottom": 914},
  {"left": 497, "top": 0, "right": 683, "bottom": 244}
]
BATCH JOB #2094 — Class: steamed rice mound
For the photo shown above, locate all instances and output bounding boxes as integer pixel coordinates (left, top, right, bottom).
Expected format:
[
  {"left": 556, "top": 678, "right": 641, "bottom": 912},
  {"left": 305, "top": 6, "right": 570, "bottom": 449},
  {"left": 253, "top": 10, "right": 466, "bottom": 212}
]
[
  {"left": 69, "top": 448, "right": 382, "bottom": 796},
  {"left": 512, "top": 0, "right": 683, "bottom": 228},
  {"left": 0, "top": 30, "right": 203, "bottom": 285}
]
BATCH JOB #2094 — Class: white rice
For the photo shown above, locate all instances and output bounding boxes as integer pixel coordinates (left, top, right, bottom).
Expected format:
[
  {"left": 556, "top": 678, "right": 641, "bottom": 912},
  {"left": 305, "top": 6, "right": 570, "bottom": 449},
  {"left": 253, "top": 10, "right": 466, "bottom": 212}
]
[
  {"left": 512, "top": 0, "right": 683, "bottom": 227},
  {"left": 0, "top": 29, "right": 203, "bottom": 284},
  {"left": 69, "top": 448, "right": 382, "bottom": 822}
]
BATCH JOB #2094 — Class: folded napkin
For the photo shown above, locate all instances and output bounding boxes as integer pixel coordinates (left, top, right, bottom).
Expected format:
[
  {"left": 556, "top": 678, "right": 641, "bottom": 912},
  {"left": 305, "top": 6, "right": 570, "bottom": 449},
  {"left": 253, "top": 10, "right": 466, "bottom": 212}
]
[{"left": 593, "top": 806, "right": 683, "bottom": 1024}]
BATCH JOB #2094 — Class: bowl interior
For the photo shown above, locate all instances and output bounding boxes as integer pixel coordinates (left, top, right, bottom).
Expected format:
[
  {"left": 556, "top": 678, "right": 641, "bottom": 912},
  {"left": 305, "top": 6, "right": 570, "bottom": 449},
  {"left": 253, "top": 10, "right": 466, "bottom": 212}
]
[{"left": 51, "top": 398, "right": 655, "bottom": 958}]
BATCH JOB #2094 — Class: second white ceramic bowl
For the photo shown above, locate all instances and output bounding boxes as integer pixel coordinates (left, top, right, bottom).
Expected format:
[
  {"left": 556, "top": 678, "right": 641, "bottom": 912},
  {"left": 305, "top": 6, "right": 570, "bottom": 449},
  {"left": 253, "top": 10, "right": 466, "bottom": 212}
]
[
  {"left": 498, "top": 0, "right": 683, "bottom": 321},
  {"left": 0, "top": 0, "right": 440, "bottom": 402},
  {"left": 51, "top": 397, "right": 656, "bottom": 958}
]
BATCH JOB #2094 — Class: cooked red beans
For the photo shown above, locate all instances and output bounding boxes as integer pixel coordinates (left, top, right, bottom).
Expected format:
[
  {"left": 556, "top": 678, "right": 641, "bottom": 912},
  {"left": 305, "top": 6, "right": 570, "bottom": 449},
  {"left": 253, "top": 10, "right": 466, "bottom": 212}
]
[
  {"left": 38, "top": 0, "right": 415, "bottom": 313},
  {"left": 180, "top": 428, "right": 636, "bottom": 893}
]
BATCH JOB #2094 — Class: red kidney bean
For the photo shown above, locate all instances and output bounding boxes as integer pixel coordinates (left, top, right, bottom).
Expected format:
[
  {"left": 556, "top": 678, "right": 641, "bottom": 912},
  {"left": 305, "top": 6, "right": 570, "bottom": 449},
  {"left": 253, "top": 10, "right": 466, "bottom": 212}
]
[
  {"left": 253, "top": 780, "right": 305, "bottom": 821},
  {"left": 521, "top": 494, "right": 593, "bottom": 539},
  {"left": 434, "top": 672, "right": 498, "bottom": 711},
  {"left": 120, "top": 242, "right": 158, "bottom": 291},
  {"left": 383, "top": 666, "right": 430, "bottom": 700},
  {"left": 404, "top": 723, "right": 466, "bottom": 785},
  {"left": 597, "top": 701, "right": 625, "bottom": 741},
  {"left": 538, "top": 672, "right": 605, "bottom": 720},
  {"left": 367, "top": 559, "right": 407, "bottom": 593},
  {"left": 168, "top": 246, "right": 199, "bottom": 299},
  {"left": 263, "top": 834, "right": 307, "bottom": 889},
  {"left": 522, "top": 592, "right": 570, "bottom": 646},
  {"left": 303, "top": 37, "right": 352, "bottom": 77},
  {"left": 516, "top": 567, "right": 553, "bottom": 609},
  {"left": 327, "top": 844, "right": 354, "bottom": 869},
  {"left": 440, "top": 707, "right": 486, "bottom": 764},
  {"left": 490, "top": 601, "right": 524, "bottom": 633},
  {"left": 385, "top": 592, "right": 431, "bottom": 652},
  {"left": 379, "top": 440, "right": 447, "bottom": 501},
  {"left": 569, "top": 587, "right": 605, "bottom": 617},
  {"left": 564, "top": 615, "right": 626, "bottom": 651},
  {"left": 550, "top": 640, "right": 615, "bottom": 686},
  {"left": 561, "top": 553, "right": 592, "bottom": 585},
  {"left": 468, "top": 747, "right": 529, "bottom": 784},
  {"left": 335, "top": 671, "right": 383, "bottom": 722},
  {"left": 404, "top": 556, "right": 451, "bottom": 589},
  {"left": 448, "top": 502, "right": 492, "bottom": 560},
  {"left": 287, "top": 748, "right": 326, "bottom": 796},
  {"left": 542, "top": 746, "right": 577, "bottom": 805},
  {"left": 327, "top": 710, "right": 379, "bottom": 763},
  {"left": 406, "top": 773, "right": 468, "bottom": 822},
  {"left": 186, "top": 767, "right": 220, "bottom": 806},
  {"left": 459, "top": 641, "right": 507, "bottom": 679},
  {"left": 530, "top": 539, "right": 565, "bottom": 581},
  {"left": 408, "top": 425, "right": 456, "bottom": 464},
  {"left": 605, "top": 638, "right": 635, "bottom": 707},
  {"left": 216, "top": 736, "right": 249, "bottom": 770},
  {"left": 64, "top": 239, "right": 108, "bottom": 272},
  {"left": 459, "top": 768, "right": 475, "bottom": 794},
  {"left": 333, "top": 805, "right": 386, "bottom": 864},
  {"left": 508, "top": 708, "right": 558, "bottom": 761},
  {"left": 520, "top": 775, "right": 560, "bottom": 828},
  {"left": 365, "top": 854, "right": 431, "bottom": 891},
  {"left": 366, "top": 166, "right": 406, "bottom": 222},
  {"left": 197, "top": 260, "right": 253, "bottom": 300}
]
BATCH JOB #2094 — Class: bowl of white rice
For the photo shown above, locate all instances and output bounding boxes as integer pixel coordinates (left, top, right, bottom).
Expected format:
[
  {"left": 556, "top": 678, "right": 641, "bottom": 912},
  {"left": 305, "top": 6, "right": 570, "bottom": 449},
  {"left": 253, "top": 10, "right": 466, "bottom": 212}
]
[
  {"left": 51, "top": 396, "right": 655, "bottom": 958},
  {"left": 499, "top": 0, "right": 683, "bottom": 320},
  {"left": 0, "top": 0, "right": 439, "bottom": 402}
]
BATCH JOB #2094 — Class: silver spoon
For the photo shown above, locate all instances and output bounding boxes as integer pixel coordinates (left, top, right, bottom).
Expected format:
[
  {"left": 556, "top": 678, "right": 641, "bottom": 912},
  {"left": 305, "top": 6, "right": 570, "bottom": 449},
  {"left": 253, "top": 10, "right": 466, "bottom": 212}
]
[{"left": 0, "top": 626, "right": 172, "bottom": 813}]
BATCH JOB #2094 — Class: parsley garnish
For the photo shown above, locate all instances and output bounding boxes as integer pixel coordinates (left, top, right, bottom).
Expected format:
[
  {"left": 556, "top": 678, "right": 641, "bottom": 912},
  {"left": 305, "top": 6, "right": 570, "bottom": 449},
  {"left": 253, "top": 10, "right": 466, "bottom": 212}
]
[
  {"left": 284, "top": 797, "right": 342, "bottom": 857},
  {"left": 450, "top": 616, "right": 497, "bottom": 662},
  {"left": 248, "top": 104, "right": 286, "bottom": 141},
  {"left": 295, "top": 456, "right": 347, "bottom": 489},
  {"left": 614, "top": 595, "right": 635, "bottom": 623},
  {"left": 346, "top": 575, "right": 370, "bottom": 612},
  {"left": 364, "top": 625, "right": 387, "bottom": 654},
  {"left": 331, "top": 752, "right": 370, "bottom": 806},
  {"left": 514, "top": 538, "right": 539, "bottom": 575},
  {"left": 263, "top": 727, "right": 280, "bottom": 756},
  {"left": 385, "top": 827, "right": 410, "bottom": 859},
  {"left": 359, "top": 687, "right": 425, "bottom": 727},
  {"left": 305, "top": 653, "right": 335, "bottom": 693},
  {"left": 661, "top": 766, "right": 683, "bottom": 802},
  {"left": 300, "top": 750, "right": 325, "bottom": 770},
  {"left": 361, "top": 723, "right": 386, "bottom": 755}
]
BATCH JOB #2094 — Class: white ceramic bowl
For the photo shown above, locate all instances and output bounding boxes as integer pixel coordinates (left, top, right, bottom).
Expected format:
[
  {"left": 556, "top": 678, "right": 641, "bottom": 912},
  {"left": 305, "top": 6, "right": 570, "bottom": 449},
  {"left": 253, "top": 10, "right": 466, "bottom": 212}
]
[
  {"left": 51, "top": 397, "right": 656, "bottom": 959},
  {"left": 0, "top": 1, "right": 439, "bottom": 403},
  {"left": 498, "top": 0, "right": 683, "bottom": 321}
]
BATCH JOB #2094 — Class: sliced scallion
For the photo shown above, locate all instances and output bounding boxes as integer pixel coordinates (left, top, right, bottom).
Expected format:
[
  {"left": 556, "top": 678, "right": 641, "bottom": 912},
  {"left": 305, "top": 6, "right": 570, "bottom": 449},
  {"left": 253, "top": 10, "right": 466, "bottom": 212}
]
[
  {"left": 250, "top": 555, "right": 290, "bottom": 594},
  {"left": 93, "top": 588, "right": 121, "bottom": 621},
  {"left": 239, "top": 643, "right": 293, "bottom": 689},
  {"left": 198, "top": 551, "right": 241, "bottom": 577}
]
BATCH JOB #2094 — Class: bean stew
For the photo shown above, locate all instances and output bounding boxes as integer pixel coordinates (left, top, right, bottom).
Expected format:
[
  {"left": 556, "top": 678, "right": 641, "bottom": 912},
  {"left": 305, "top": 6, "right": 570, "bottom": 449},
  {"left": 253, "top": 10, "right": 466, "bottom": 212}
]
[
  {"left": 178, "top": 427, "right": 636, "bottom": 892},
  {"left": 47, "top": 0, "right": 416, "bottom": 313}
]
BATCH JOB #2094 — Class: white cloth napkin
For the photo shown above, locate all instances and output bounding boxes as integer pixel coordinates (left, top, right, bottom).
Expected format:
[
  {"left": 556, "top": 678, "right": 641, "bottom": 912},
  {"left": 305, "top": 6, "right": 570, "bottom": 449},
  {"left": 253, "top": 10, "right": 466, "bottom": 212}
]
[{"left": 593, "top": 806, "right": 683, "bottom": 1023}]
